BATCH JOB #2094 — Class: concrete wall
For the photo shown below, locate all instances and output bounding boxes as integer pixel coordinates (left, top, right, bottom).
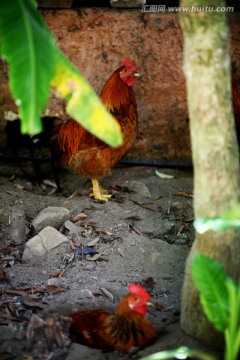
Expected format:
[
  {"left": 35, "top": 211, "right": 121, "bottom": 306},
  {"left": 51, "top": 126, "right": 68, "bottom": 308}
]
[{"left": 1, "top": 8, "right": 240, "bottom": 162}]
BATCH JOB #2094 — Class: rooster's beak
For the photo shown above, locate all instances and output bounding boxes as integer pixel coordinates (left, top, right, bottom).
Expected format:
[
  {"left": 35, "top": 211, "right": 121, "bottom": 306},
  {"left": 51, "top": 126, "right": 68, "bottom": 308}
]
[{"left": 132, "top": 72, "right": 140, "bottom": 77}]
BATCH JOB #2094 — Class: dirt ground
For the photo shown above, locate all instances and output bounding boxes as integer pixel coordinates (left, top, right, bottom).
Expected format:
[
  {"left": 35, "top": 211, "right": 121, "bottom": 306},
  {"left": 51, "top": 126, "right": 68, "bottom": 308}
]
[{"left": 0, "top": 160, "right": 215, "bottom": 360}]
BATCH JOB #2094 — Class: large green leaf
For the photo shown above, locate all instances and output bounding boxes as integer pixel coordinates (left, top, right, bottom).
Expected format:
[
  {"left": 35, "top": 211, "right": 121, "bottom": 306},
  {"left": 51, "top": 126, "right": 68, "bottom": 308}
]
[
  {"left": 0, "top": 0, "right": 54, "bottom": 134},
  {"left": 192, "top": 254, "right": 229, "bottom": 332},
  {"left": 51, "top": 49, "right": 123, "bottom": 147},
  {"left": 225, "top": 279, "right": 240, "bottom": 360},
  {"left": 0, "top": 0, "right": 123, "bottom": 146}
]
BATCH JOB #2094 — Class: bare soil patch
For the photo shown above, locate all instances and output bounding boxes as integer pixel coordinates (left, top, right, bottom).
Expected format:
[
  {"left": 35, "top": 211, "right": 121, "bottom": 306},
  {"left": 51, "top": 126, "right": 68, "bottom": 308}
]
[{"left": 0, "top": 164, "right": 212, "bottom": 359}]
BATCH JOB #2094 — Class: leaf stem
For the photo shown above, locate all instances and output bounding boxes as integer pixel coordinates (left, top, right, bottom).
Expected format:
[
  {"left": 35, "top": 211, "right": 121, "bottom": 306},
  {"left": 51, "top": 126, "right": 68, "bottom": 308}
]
[{"left": 224, "top": 280, "right": 240, "bottom": 360}]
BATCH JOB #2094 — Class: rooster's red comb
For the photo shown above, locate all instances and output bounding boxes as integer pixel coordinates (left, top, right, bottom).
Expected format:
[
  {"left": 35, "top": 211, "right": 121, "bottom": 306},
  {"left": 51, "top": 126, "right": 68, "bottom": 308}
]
[
  {"left": 121, "top": 58, "right": 137, "bottom": 72},
  {"left": 128, "top": 283, "right": 150, "bottom": 301}
]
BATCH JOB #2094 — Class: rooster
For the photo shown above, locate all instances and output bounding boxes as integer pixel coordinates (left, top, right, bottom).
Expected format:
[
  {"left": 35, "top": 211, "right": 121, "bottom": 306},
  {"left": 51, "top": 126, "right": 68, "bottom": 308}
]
[
  {"left": 52, "top": 59, "right": 139, "bottom": 201},
  {"left": 69, "top": 283, "right": 157, "bottom": 353}
]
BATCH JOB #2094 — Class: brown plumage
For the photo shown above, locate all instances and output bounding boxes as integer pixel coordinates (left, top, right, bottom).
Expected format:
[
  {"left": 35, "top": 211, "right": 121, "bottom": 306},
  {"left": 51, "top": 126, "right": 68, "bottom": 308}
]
[
  {"left": 69, "top": 283, "right": 157, "bottom": 353},
  {"left": 53, "top": 59, "right": 139, "bottom": 201}
]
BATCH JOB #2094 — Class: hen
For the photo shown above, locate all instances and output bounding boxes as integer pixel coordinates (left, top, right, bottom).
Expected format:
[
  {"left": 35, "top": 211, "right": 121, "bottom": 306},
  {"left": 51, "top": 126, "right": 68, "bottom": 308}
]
[
  {"left": 69, "top": 283, "right": 157, "bottom": 353},
  {"left": 53, "top": 59, "right": 139, "bottom": 201}
]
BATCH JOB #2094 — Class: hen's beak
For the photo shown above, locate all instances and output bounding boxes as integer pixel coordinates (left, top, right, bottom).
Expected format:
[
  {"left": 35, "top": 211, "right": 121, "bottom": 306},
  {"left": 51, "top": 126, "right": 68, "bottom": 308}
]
[
  {"left": 146, "top": 301, "right": 154, "bottom": 307},
  {"left": 132, "top": 72, "right": 140, "bottom": 77}
]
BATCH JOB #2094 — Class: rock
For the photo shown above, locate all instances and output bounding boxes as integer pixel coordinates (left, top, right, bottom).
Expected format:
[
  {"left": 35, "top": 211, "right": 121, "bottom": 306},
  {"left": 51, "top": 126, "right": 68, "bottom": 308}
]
[
  {"left": 171, "top": 202, "right": 182, "bottom": 211},
  {"left": 8, "top": 209, "right": 27, "bottom": 245},
  {"left": 64, "top": 220, "right": 82, "bottom": 239},
  {"left": 32, "top": 206, "right": 71, "bottom": 232},
  {"left": 161, "top": 221, "right": 176, "bottom": 235},
  {"left": 77, "top": 290, "right": 94, "bottom": 299},
  {"left": 0, "top": 208, "right": 8, "bottom": 223},
  {"left": 22, "top": 226, "right": 69, "bottom": 260},
  {"left": 127, "top": 181, "right": 151, "bottom": 197},
  {"left": 47, "top": 278, "right": 61, "bottom": 286}
]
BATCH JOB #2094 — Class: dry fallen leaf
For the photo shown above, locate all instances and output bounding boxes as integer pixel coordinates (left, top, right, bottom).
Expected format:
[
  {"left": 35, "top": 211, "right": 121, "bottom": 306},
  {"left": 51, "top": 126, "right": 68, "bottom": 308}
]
[
  {"left": 0, "top": 264, "right": 9, "bottom": 283},
  {"left": 14, "top": 183, "right": 25, "bottom": 190},
  {"left": 9, "top": 174, "right": 16, "bottom": 181},
  {"left": 71, "top": 212, "right": 88, "bottom": 222},
  {"left": 174, "top": 191, "right": 193, "bottom": 198},
  {"left": 15, "top": 287, "right": 47, "bottom": 295},
  {"left": 100, "top": 230, "right": 114, "bottom": 236},
  {"left": 48, "top": 270, "right": 66, "bottom": 279},
  {"left": 47, "top": 188, "right": 57, "bottom": 195},
  {"left": 99, "top": 287, "right": 114, "bottom": 302},
  {"left": 110, "top": 196, "right": 125, "bottom": 203},
  {"left": 130, "top": 197, "right": 162, "bottom": 212},
  {"left": 43, "top": 179, "right": 57, "bottom": 189},
  {"left": 80, "top": 221, "right": 97, "bottom": 228},
  {"left": 43, "top": 285, "right": 68, "bottom": 295},
  {"left": 154, "top": 194, "right": 163, "bottom": 200},
  {"left": 86, "top": 236, "right": 100, "bottom": 247},
  {"left": 131, "top": 227, "right": 142, "bottom": 235},
  {"left": 68, "top": 189, "right": 80, "bottom": 199},
  {"left": 4, "top": 288, "right": 31, "bottom": 297},
  {"left": 26, "top": 314, "right": 71, "bottom": 350},
  {"left": 88, "top": 253, "right": 102, "bottom": 261},
  {"left": 0, "top": 246, "right": 18, "bottom": 254},
  {"left": 21, "top": 298, "right": 45, "bottom": 310},
  {"left": 117, "top": 248, "right": 125, "bottom": 257},
  {"left": 125, "top": 215, "right": 143, "bottom": 221},
  {"left": 142, "top": 203, "right": 162, "bottom": 211},
  {"left": 185, "top": 217, "right": 195, "bottom": 222}
]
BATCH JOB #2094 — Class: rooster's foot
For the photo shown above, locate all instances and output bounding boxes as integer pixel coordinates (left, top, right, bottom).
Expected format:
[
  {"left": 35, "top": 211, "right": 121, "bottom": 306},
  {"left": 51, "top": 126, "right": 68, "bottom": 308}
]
[{"left": 91, "top": 179, "right": 112, "bottom": 202}]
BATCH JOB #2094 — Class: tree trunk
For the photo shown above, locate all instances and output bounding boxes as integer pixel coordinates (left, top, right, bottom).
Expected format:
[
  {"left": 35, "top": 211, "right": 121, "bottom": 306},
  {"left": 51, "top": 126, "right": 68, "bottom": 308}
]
[{"left": 180, "top": 0, "right": 240, "bottom": 348}]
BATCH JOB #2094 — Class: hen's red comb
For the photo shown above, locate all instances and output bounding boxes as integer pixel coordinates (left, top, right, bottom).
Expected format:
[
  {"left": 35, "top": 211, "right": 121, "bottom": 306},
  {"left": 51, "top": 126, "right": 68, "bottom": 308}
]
[
  {"left": 121, "top": 58, "right": 137, "bottom": 72},
  {"left": 128, "top": 283, "right": 150, "bottom": 301}
]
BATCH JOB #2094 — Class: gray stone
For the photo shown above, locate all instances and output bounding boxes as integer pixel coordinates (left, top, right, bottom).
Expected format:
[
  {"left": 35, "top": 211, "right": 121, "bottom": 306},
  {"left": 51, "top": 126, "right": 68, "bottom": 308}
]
[
  {"left": 127, "top": 180, "right": 151, "bottom": 198},
  {"left": 161, "top": 221, "right": 176, "bottom": 235},
  {"left": 22, "top": 226, "right": 69, "bottom": 260},
  {"left": 0, "top": 208, "right": 8, "bottom": 223},
  {"left": 32, "top": 206, "right": 71, "bottom": 232},
  {"left": 47, "top": 278, "right": 60, "bottom": 286},
  {"left": 171, "top": 202, "right": 182, "bottom": 211},
  {"left": 64, "top": 220, "right": 82, "bottom": 236},
  {"left": 8, "top": 209, "right": 27, "bottom": 245}
]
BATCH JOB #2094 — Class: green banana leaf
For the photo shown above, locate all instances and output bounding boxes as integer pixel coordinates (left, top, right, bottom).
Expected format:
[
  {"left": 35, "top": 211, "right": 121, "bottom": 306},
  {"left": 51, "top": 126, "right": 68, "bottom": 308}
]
[
  {"left": 0, "top": 0, "right": 55, "bottom": 134},
  {"left": 0, "top": 0, "right": 123, "bottom": 147},
  {"left": 51, "top": 49, "right": 123, "bottom": 147},
  {"left": 192, "top": 253, "right": 229, "bottom": 332}
]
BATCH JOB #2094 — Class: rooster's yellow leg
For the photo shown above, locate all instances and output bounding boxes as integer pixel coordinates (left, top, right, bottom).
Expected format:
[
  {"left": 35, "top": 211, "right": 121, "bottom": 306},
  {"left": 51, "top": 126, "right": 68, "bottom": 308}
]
[{"left": 91, "top": 179, "right": 112, "bottom": 202}]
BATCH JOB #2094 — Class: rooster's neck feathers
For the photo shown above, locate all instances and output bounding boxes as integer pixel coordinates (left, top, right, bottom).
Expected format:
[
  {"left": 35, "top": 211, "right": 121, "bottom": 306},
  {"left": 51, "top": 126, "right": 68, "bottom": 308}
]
[{"left": 100, "top": 66, "right": 135, "bottom": 112}]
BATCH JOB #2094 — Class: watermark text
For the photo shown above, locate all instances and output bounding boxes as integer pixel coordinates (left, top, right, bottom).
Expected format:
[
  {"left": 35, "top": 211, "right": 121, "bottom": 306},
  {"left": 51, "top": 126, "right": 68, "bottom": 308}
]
[{"left": 142, "top": 5, "right": 234, "bottom": 13}]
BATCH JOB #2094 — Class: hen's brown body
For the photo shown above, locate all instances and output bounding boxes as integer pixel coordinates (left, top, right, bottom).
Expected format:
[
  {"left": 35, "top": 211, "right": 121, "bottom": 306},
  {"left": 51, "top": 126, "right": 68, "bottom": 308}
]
[
  {"left": 53, "top": 59, "right": 138, "bottom": 201},
  {"left": 69, "top": 284, "right": 157, "bottom": 353}
]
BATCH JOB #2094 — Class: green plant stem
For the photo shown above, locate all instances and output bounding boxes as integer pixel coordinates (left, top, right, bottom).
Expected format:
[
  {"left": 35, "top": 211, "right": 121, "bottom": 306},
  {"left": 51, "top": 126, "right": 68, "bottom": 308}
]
[{"left": 224, "top": 280, "right": 240, "bottom": 360}]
